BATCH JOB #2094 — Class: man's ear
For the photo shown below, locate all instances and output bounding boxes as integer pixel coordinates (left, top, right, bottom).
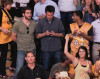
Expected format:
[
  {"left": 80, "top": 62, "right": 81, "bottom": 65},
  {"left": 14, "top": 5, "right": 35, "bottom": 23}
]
[
  {"left": 25, "top": 57, "right": 27, "bottom": 61},
  {"left": 22, "top": 13, "right": 25, "bottom": 17}
]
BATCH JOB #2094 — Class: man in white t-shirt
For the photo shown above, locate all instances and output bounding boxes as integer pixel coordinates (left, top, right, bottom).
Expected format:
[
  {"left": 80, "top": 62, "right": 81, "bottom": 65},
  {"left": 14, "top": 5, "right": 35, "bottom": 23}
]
[
  {"left": 91, "top": 9, "right": 100, "bottom": 64},
  {"left": 58, "top": 0, "right": 78, "bottom": 34}
]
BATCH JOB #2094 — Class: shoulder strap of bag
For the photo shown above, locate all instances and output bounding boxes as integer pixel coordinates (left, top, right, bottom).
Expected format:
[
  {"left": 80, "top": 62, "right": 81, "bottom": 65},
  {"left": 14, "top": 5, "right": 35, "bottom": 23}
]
[{"left": 1, "top": 8, "right": 13, "bottom": 24}]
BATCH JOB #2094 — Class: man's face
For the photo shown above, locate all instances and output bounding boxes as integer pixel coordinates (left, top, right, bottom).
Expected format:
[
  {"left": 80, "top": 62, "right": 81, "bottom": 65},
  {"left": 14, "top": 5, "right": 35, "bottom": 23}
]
[
  {"left": 96, "top": 0, "right": 100, "bottom": 5},
  {"left": 46, "top": 12, "right": 54, "bottom": 21},
  {"left": 72, "top": 13, "right": 78, "bottom": 22},
  {"left": 23, "top": 10, "right": 32, "bottom": 20},
  {"left": 25, "top": 53, "right": 35, "bottom": 64}
]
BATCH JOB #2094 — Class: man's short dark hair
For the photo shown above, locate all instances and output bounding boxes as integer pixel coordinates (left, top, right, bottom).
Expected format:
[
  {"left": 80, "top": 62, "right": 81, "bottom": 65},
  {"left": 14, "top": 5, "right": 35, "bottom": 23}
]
[
  {"left": 60, "top": 53, "right": 68, "bottom": 62},
  {"left": 22, "top": 7, "right": 32, "bottom": 14},
  {"left": 45, "top": 5, "right": 55, "bottom": 13},
  {"left": 74, "top": 11, "right": 83, "bottom": 20},
  {"left": 25, "top": 51, "right": 35, "bottom": 57}
]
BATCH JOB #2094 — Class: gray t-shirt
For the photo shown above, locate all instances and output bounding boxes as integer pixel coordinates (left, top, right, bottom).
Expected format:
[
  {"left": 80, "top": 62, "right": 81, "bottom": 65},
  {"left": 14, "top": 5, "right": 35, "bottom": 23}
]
[
  {"left": 49, "top": 63, "right": 69, "bottom": 78},
  {"left": 12, "top": 19, "right": 36, "bottom": 51}
]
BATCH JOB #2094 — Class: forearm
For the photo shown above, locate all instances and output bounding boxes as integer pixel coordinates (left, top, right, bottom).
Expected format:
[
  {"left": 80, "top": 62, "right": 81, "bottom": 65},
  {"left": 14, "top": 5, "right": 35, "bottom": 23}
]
[
  {"left": 54, "top": 33, "right": 64, "bottom": 37},
  {"left": 12, "top": 33, "right": 17, "bottom": 42},
  {"left": 64, "top": 38, "right": 75, "bottom": 61},
  {"left": 37, "top": 33, "right": 46, "bottom": 39},
  {"left": 82, "top": 35, "right": 93, "bottom": 42},
  {"left": 12, "top": 36, "right": 17, "bottom": 42},
  {"left": 64, "top": 41, "right": 69, "bottom": 54}
]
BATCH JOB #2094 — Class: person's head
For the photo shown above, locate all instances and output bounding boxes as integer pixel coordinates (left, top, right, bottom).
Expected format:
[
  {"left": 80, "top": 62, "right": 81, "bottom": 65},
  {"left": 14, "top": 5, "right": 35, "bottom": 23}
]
[
  {"left": 72, "top": 11, "right": 83, "bottom": 22},
  {"left": 34, "top": 0, "right": 38, "bottom": 3},
  {"left": 85, "top": 0, "right": 92, "bottom": 6},
  {"left": 25, "top": 51, "right": 36, "bottom": 64},
  {"left": 3, "top": 0, "right": 13, "bottom": 10},
  {"left": 22, "top": 7, "right": 32, "bottom": 20},
  {"left": 76, "top": 46, "right": 88, "bottom": 59},
  {"left": 45, "top": 5, "right": 55, "bottom": 20},
  {"left": 38, "top": 0, "right": 46, "bottom": 3},
  {"left": 60, "top": 53, "right": 71, "bottom": 65},
  {"left": 95, "top": 0, "right": 100, "bottom": 5}
]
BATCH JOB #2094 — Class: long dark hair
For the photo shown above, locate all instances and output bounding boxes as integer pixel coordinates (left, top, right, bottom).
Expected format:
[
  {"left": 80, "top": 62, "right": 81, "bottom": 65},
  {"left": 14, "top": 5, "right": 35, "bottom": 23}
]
[{"left": 76, "top": 46, "right": 88, "bottom": 59}]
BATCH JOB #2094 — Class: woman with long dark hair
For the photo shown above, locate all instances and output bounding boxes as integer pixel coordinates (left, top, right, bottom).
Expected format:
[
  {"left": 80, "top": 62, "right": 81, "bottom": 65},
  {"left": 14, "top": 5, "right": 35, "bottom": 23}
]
[{"left": 64, "top": 35, "right": 93, "bottom": 79}]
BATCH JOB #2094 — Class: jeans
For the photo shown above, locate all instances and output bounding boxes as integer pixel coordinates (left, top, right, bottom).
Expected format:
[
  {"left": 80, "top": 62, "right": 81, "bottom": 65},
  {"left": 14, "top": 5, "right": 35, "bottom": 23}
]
[
  {"left": 41, "top": 49, "right": 62, "bottom": 71},
  {"left": 60, "top": 12, "right": 73, "bottom": 34},
  {"left": 13, "top": 49, "right": 36, "bottom": 79}
]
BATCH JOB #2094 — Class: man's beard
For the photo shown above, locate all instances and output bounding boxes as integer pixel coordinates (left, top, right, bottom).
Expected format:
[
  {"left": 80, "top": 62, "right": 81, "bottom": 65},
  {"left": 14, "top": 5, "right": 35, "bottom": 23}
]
[{"left": 25, "top": 16, "right": 31, "bottom": 20}]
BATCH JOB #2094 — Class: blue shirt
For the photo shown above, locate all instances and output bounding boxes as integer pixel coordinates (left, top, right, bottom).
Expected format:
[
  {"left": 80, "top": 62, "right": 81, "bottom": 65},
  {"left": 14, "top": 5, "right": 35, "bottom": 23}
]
[{"left": 33, "top": 0, "right": 60, "bottom": 22}]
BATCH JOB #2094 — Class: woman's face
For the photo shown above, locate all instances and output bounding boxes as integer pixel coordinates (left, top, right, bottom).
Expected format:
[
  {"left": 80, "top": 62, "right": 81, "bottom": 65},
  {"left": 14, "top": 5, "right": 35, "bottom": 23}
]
[
  {"left": 85, "top": 0, "right": 92, "bottom": 6},
  {"left": 96, "top": 0, "right": 100, "bottom": 5},
  {"left": 4, "top": 4, "right": 12, "bottom": 10},
  {"left": 79, "top": 49, "right": 86, "bottom": 58}
]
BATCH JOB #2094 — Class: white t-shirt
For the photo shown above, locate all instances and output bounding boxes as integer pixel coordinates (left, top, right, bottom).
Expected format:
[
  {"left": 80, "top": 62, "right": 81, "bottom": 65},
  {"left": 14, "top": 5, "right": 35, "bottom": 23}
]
[
  {"left": 91, "top": 19, "right": 100, "bottom": 42},
  {"left": 58, "top": 0, "right": 76, "bottom": 12},
  {"left": 12, "top": 0, "right": 30, "bottom": 7}
]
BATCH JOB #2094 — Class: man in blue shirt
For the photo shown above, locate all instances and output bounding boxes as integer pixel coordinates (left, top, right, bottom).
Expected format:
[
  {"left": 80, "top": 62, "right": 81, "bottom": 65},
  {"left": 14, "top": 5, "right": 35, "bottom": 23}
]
[{"left": 33, "top": 0, "right": 60, "bottom": 22}]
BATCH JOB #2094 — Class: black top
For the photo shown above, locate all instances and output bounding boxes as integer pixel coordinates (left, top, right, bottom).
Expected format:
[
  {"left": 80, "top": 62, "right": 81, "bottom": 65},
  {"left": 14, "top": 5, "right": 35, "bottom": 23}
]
[{"left": 17, "top": 64, "right": 46, "bottom": 79}]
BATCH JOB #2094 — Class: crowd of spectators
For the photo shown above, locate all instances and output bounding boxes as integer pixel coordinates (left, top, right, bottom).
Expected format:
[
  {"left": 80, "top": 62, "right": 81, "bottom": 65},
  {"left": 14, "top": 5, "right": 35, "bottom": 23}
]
[{"left": 0, "top": 0, "right": 100, "bottom": 79}]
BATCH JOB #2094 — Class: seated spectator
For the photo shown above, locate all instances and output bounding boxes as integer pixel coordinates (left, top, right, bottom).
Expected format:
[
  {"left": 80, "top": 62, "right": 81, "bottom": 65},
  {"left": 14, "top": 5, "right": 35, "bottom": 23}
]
[
  {"left": 64, "top": 35, "right": 93, "bottom": 79},
  {"left": 49, "top": 54, "right": 71, "bottom": 79},
  {"left": 33, "top": 0, "right": 60, "bottom": 22},
  {"left": 17, "top": 51, "right": 46, "bottom": 79},
  {"left": 82, "top": 0, "right": 96, "bottom": 23}
]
